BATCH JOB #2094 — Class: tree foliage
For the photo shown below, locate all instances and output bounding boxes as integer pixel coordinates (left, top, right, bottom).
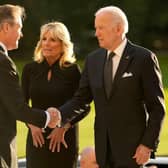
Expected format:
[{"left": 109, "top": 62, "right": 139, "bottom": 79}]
[{"left": 1, "top": 0, "right": 168, "bottom": 59}]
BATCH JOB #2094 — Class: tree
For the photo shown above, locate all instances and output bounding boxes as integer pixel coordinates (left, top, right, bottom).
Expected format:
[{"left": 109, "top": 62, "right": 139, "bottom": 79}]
[{"left": 2, "top": 0, "right": 168, "bottom": 59}]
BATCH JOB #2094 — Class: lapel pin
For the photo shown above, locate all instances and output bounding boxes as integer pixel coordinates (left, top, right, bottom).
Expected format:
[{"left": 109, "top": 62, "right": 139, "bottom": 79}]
[{"left": 125, "top": 55, "right": 129, "bottom": 59}]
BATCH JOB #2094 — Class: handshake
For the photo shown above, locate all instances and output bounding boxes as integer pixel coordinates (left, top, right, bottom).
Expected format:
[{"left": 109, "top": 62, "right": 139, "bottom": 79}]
[{"left": 47, "top": 107, "right": 61, "bottom": 128}]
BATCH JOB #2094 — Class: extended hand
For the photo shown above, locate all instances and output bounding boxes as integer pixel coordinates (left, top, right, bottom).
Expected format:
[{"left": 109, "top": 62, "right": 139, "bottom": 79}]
[
  {"left": 133, "top": 144, "right": 151, "bottom": 165},
  {"left": 47, "top": 126, "right": 68, "bottom": 152},
  {"left": 28, "top": 124, "right": 44, "bottom": 148},
  {"left": 47, "top": 107, "right": 61, "bottom": 128}
]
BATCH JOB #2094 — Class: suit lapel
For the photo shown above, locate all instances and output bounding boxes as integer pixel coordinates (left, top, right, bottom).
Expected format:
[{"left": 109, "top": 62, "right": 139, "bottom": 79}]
[
  {"left": 0, "top": 45, "right": 18, "bottom": 75},
  {"left": 93, "top": 49, "right": 107, "bottom": 99},
  {"left": 0, "top": 45, "right": 5, "bottom": 54},
  {"left": 96, "top": 49, "right": 107, "bottom": 86},
  {"left": 111, "top": 41, "right": 133, "bottom": 96},
  {"left": 7, "top": 55, "right": 18, "bottom": 73}
]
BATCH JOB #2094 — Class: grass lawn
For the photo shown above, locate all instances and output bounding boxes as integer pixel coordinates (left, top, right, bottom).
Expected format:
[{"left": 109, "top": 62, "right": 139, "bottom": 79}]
[{"left": 15, "top": 54, "right": 168, "bottom": 158}]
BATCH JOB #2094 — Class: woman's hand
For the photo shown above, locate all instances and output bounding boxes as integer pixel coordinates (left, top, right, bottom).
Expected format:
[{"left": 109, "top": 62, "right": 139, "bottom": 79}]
[
  {"left": 28, "top": 124, "right": 45, "bottom": 148},
  {"left": 47, "top": 124, "right": 70, "bottom": 152}
]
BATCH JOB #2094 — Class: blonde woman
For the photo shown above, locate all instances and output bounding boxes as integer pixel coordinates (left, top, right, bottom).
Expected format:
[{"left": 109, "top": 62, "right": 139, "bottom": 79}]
[{"left": 22, "top": 22, "right": 89, "bottom": 168}]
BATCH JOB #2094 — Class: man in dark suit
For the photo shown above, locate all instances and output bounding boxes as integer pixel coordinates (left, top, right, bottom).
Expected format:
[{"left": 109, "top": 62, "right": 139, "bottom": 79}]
[
  {"left": 0, "top": 4, "right": 60, "bottom": 168},
  {"left": 57, "top": 6, "right": 165, "bottom": 168}
]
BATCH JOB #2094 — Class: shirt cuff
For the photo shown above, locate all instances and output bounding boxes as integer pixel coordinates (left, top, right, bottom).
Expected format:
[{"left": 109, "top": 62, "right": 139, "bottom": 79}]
[
  {"left": 44, "top": 111, "right": 50, "bottom": 128},
  {"left": 57, "top": 111, "right": 61, "bottom": 127}
]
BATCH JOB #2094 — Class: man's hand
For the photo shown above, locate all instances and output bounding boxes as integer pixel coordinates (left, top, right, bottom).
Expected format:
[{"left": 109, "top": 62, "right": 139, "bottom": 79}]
[
  {"left": 47, "top": 126, "right": 68, "bottom": 152},
  {"left": 133, "top": 144, "right": 151, "bottom": 165},
  {"left": 28, "top": 124, "right": 44, "bottom": 148},
  {"left": 47, "top": 107, "right": 61, "bottom": 128}
]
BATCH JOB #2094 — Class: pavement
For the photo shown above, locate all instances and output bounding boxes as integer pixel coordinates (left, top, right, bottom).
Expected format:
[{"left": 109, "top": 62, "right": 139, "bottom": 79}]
[
  {"left": 18, "top": 158, "right": 80, "bottom": 168},
  {"left": 18, "top": 157, "right": 168, "bottom": 168},
  {"left": 18, "top": 158, "right": 26, "bottom": 168}
]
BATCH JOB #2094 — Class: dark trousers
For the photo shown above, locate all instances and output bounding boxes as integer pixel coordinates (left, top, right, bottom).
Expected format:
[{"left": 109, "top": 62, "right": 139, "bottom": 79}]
[{"left": 101, "top": 135, "right": 143, "bottom": 168}]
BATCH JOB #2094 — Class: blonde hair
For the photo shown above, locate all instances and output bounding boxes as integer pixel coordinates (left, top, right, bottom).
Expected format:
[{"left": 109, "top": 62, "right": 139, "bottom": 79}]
[
  {"left": 95, "top": 6, "right": 129, "bottom": 34},
  {"left": 34, "top": 21, "right": 76, "bottom": 68}
]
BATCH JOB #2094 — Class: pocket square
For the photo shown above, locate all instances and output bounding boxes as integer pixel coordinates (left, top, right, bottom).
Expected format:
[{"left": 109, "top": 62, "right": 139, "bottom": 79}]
[{"left": 122, "top": 72, "right": 133, "bottom": 78}]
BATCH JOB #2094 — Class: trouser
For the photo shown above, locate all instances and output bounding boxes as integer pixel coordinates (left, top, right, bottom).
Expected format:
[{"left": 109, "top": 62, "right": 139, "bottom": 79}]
[{"left": 102, "top": 136, "right": 143, "bottom": 168}]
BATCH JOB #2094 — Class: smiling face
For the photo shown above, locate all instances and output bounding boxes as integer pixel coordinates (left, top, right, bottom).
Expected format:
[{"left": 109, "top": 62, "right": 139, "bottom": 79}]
[
  {"left": 95, "top": 12, "right": 123, "bottom": 51},
  {"left": 41, "top": 31, "right": 63, "bottom": 63}
]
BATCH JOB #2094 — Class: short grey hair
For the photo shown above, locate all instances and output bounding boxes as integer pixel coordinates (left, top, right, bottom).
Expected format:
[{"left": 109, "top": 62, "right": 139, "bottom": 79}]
[
  {"left": 95, "top": 6, "right": 129, "bottom": 34},
  {"left": 0, "top": 4, "right": 25, "bottom": 26}
]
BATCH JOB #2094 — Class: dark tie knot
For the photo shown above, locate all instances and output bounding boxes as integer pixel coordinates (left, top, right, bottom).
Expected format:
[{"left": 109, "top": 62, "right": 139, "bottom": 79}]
[
  {"left": 107, "top": 52, "right": 115, "bottom": 62},
  {"left": 109, "top": 52, "right": 115, "bottom": 58}
]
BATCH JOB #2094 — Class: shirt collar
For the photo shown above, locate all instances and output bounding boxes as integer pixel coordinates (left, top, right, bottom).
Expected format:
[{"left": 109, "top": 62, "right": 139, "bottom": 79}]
[
  {"left": 0, "top": 41, "right": 8, "bottom": 55},
  {"left": 107, "top": 38, "right": 127, "bottom": 57}
]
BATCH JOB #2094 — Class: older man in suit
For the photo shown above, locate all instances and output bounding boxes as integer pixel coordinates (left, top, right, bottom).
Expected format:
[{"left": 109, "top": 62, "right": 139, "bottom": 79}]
[
  {"left": 54, "top": 5, "right": 165, "bottom": 168},
  {"left": 0, "top": 4, "right": 61, "bottom": 168}
]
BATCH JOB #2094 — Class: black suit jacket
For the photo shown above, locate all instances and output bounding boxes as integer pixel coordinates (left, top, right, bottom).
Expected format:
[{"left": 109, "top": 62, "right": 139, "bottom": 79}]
[
  {"left": 0, "top": 47, "right": 46, "bottom": 168},
  {"left": 60, "top": 40, "right": 165, "bottom": 167}
]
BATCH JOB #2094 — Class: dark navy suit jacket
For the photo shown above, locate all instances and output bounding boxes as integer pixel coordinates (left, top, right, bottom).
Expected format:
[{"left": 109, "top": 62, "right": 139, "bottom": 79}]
[
  {"left": 60, "top": 40, "right": 165, "bottom": 167},
  {"left": 0, "top": 46, "right": 46, "bottom": 167}
]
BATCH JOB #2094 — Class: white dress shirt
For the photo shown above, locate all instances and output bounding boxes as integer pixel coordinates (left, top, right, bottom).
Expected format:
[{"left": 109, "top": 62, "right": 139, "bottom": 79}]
[{"left": 107, "top": 38, "right": 127, "bottom": 79}]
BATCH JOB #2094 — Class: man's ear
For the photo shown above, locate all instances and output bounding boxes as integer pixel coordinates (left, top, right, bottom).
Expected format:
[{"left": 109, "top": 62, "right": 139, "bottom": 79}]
[
  {"left": 1, "top": 22, "right": 10, "bottom": 33},
  {"left": 116, "top": 23, "right": 124, "bottom": 35}
]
